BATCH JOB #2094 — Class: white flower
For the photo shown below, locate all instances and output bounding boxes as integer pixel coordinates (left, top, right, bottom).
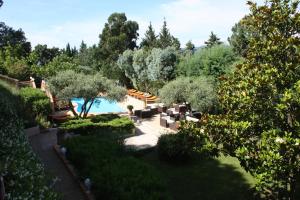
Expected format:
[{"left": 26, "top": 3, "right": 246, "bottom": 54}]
[
  {"left": 275, "top": 137, "right": 285, "bottom": 144},
  {"left": 200, "top": 129, "right": 204, "bottom": 134}
]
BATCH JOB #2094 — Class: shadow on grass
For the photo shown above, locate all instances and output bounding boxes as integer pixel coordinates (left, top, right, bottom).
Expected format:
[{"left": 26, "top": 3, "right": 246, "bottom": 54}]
[{"left": 140, "top": 151, "right": 256, "bottom": 200}]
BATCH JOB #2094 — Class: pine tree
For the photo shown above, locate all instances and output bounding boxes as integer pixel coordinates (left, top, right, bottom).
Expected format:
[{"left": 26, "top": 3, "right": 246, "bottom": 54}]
[
  {"left": 140, "top": 22, "right": 157, "bottom": 49},
  {"left": 157, "top": 19, "right": 173, "bottom": 48},
  {"left": 79, "top": 40, "right": 87, "bottom": 54},
  {"left": 157, "top": 19, "right": 180, "bottom": 49},
  {"left": 204, "top": 32, "right": 222, "bottom": 48},
  {"left": 65, "top": 43, "right": 72, "bottom": 57}
]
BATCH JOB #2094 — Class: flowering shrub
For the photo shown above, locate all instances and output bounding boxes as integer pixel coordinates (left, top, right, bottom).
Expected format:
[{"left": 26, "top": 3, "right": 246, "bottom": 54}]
[{"left": 0, "top": 81, "right": 58, "bottom": 199}]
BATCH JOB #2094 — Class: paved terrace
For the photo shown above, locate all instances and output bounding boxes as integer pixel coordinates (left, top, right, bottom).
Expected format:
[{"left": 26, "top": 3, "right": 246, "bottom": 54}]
[{"left": 119, "top": 95, "right": 175, "bottom": 150}]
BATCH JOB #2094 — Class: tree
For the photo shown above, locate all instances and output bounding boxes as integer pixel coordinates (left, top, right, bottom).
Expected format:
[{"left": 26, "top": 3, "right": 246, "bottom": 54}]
[
  {"left": 159, "top": 77, "right": 217, "bottom": 113},
  {"left": 97, "top": 13, "right": 139, "bottom": 83},
  {"left": 147, "top": 47, "right": 178, "bottom": 83},
  {"left": 33, "top": 54, "right": 77, "bottom": 78},
  {"left": 201, "top": 0, "right": 300, "bottom": 199},
  {"left": 140, "top": 22, "right": 157, "bottom": 49},
  {"left": 65, "top": 43, "right": 72, "bottom": 57},
  {"left": 29, "top": 44, "right": 60, "bottom": 66},
  {"left": 0, "top": 0, "right": 3, "bottom": 7},
  {"left": 79, "top": 41, "right": 87, "bottom": 53},
  {"left": 185, "top": 40, "right": 195, "bottom": 51},
  {"left": 0, "top": 22, "right": 31, "bottom": 57},
  {"left": 118, "top": 47, "right": 178, "bottom": 93},
  {"left": 176, "top": 45, "right": 239, "bottom": 78},
  {"left": 204, "top": 32, "right": 222, "bottom": 48},
  {"left": 228, "top": 19, "right": 252, "bottom": 57},
  {"left": 157, "top": 19, "right": 180, "bottom": 49},
  {"left": 48, "top": 70, "right": 126, "bottom": 118}
]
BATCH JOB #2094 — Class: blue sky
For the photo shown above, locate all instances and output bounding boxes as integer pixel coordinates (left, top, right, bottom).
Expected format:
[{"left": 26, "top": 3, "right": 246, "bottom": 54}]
[{"left": 0, "top": 0, "right": 264, "bottom": 48}]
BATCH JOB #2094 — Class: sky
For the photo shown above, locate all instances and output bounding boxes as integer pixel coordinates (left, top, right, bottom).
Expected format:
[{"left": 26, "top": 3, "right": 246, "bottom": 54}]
[{"left": 0, "top": 0, "right": 264, "bottom": 49}]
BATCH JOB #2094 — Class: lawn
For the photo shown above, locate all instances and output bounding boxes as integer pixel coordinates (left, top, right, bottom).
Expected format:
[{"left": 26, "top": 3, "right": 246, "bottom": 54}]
[{"left": 140, "top": 150, "right": 256, "bottom": 200}]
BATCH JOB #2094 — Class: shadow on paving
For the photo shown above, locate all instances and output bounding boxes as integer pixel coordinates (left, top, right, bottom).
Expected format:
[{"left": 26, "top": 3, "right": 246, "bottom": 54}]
[
  {"left": 28, "top": 129, "right": 86, "bottom": 200},
  {"left": 141, "top": 151, "right": 256, "bottom": 200}
]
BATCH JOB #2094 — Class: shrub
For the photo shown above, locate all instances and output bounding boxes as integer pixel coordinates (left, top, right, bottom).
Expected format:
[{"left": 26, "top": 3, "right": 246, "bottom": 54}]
[
  {"left": 157, "top": 133, "right": 194, "bottom": 162},
  {"left": 157, "top": 122, "right": 219, "bottom": 163},
  {"left": 60, "top": 116, "right": 135, "bottom": 135},
  {"left": 19, "top": 87, "right": 51, "bottom": 127},
  {"left": 90, "top": 113, "right": 120, "bottom": 123},
  {"left": 63, "top": 135, "right": 170, "bottom": 200},
  {"left": 127, "top": 104, "right": 134, "bottom": 110},
  {"left": 19, "top": 87, "right": 51, "bottom": 116},
  {"left": 0, "top": 80, "right": 58, "bottom": 199}
]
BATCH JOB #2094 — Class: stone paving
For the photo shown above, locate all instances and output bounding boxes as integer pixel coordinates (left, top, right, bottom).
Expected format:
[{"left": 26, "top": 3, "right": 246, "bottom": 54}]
[
  {"left": 124, "top": 114, "right": 174, "bottom": 150},
  {"left": 28, "top": 129, "right": 85, "bottom": 200}
]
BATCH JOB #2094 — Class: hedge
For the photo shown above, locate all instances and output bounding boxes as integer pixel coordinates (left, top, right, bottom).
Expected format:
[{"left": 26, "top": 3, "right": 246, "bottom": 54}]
[
  {"left": 19, "top": 87, "right": 51, "bottom": 117},
  {"left": 63, "top": 135, "right": 170, "bottom": 200},
  {"left": 60, "top": 115, "right": 135, "bottom": 135},
  {"left": 0, "top": 80, "right": 58, "bottom": 199}
]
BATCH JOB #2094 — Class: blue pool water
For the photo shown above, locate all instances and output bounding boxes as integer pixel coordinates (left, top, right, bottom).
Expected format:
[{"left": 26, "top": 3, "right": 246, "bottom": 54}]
[{"left": 72, "top": 98, "right": 125, "bottom": 114}]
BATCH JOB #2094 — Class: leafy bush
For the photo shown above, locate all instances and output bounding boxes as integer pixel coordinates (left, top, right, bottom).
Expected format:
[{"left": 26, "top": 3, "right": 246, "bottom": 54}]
[
  {"left": 158, "top": 122, "right": 219, "bottom": 163},
  {"left": 60, "top": 116, "right": 134, "bottom": 135},
  {"left": 19, "top": 87, "right": 51, "bottom": 116},
  {"left": 90, "top": 113, "right": 120, "bottom": 123},
  {"left": 176, "top": 45, "right": 239, "bottom": 78},
  {"left": 63, "top": 135, "right": 170, "bottom": 200},
  {"left": 159, "top": 76, "right": 219, "bottom": 113},
  {"left": 0, "top": 80, "right": 58, "bottom": 199},
  {"left": 19, "top": 87, "right": 51, "bottom": 127},
  {"left": 157, "top": 133, "right": 194, "bottom": 162}
]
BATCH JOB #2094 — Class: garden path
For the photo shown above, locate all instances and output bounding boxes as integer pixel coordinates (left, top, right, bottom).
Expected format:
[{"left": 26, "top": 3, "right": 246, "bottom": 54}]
[
  {"left": 28, "top": 129, "right": 86, "bottom": 200},
  {"left": 124, "top": 114, "right": 173, "bottom": 150}
]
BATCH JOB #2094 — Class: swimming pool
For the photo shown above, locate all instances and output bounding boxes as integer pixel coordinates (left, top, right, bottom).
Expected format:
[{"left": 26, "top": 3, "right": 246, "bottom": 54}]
[{"left": 72, "top": 98, "right": 125, "bottom": 114}]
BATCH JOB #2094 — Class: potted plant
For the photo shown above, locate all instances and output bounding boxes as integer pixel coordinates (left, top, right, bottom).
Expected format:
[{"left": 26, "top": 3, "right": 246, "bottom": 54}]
[{"left": 127, "top": 105, "right": 134, "bottom": 115}]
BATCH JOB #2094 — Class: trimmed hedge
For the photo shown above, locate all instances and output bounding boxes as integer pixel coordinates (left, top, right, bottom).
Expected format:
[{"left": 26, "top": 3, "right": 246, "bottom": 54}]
[
  {"left": 63, "top": 135, "right": 170, "bottom": 200},
  {"left": 19, "top": 87, "right": 51, "bottom": 116},
  {"left": 0, "top": 80, "right": 58, "bottom": 199},
  {"left": 60, "top": 115, "right": 135, "bottom": 135},
  {"left": 19, "top": 87, "right": 51, "bottom": 127},
  {"left": 157, "top": 133, "right": 194, "bottom": 162}
]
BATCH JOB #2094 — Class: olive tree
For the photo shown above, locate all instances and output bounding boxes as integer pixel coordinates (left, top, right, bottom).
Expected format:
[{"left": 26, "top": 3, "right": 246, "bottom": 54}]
[
  {"left": 48, "top": 70, "right": 126, "bottom": 118},
  {"left": 159, "top": 77, "right": 218, "bottom": 113}
]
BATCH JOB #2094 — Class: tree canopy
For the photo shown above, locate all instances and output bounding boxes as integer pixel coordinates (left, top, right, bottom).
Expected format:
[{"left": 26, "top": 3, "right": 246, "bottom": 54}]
[
  {"left": 97, "top": 13, "right": 139, "bottom": 84},
  {"left": 48, "top": 70, "right": 127, "bottom": 118},
  {"left": 140, "top": 22, "right": 157, "bottom": 49},
  {"left": 201, "top": 0, "right": 300, "bottom": 198},
  {"left": 228, "top": 19, "right": 252, "bottom": 57},
  {"left": 177, "top": 44, "right": 238, "bottom": 78},
  {"left": 204, "top": 32, "right": 222, "bottom": 48},
  {"left": 157, "top": 20, "right": 180, "bottom": 49},
  {"left": 159, "top": 76, "right": 218, "bottom": 113}
]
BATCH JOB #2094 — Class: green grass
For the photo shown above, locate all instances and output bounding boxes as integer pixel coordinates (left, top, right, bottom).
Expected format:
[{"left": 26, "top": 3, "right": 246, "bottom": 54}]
[{"left": 140, "top": 150, "right": 256, "bottom": 200}]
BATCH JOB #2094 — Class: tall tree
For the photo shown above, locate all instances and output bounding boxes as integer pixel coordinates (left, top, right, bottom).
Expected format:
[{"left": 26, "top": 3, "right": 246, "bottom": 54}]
[
  {"left": 228, "top": 19, "right": 252, "bottom": 57},
  {"left": 140, "top": 22, "right": 157, "bottom": 49},
  {"left": 79, "top": 40, "right": 87, "bottom": 54},
  {"left": 98, "top": 13, "right": 139, "bottom": 84},
  {"left": 204, "top": 32, "right": 222, "bottom": 48},
  {"left": 201, "top": 0, "right": 300, "bottom": 199},
  {"left": 0, "top": 22, "right": 31, "bottom": 57},
  {"left": 157, "top": 19, "right": 180, "bottom": 49},
  {"left": 29, "top": 44, "right": 60, "bottom": 66},
  {"left": 0, "top": 0, "right": 3, "bottom": 7},
  {"left": 65, "top": 43, "right": 72, "bottom": 57}
]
